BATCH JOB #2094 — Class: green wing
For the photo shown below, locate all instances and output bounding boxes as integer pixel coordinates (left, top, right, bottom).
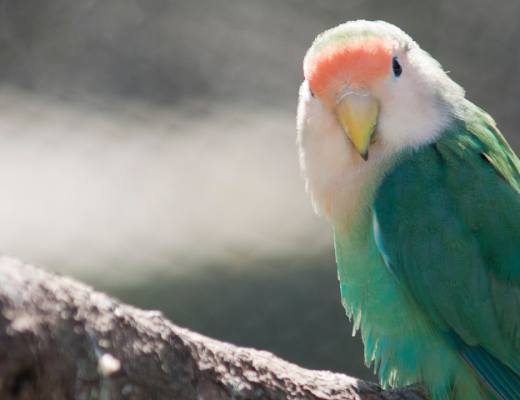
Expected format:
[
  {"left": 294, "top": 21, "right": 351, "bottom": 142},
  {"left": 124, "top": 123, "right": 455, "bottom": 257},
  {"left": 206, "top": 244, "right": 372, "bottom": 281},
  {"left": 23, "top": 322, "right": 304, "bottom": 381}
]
[{"left": 373, "top": 106, "right": 520, "bottom": 400}]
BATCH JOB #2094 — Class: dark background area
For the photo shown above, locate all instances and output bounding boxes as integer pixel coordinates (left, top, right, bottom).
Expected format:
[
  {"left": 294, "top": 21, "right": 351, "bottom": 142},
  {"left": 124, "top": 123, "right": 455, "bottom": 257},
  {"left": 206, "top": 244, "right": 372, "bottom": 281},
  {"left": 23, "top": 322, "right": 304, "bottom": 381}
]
[{"left": 0, "top": 0, "right": 518, "bottom": 383}]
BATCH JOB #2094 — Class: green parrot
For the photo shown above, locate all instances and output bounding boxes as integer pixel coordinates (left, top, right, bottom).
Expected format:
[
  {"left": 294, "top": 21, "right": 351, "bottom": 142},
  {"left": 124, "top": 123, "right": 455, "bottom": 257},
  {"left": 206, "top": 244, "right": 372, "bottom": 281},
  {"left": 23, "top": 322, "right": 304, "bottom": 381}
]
[{"left": 296, "top": 20, "right": 520, "bottom": 400}]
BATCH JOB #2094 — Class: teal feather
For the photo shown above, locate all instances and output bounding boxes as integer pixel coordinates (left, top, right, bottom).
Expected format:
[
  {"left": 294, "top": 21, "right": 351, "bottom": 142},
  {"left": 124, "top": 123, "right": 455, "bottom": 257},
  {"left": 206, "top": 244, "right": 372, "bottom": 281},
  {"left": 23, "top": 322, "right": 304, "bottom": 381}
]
[
  {"left": 442, "top": 330, "right": 520, "bottom": 400},
  {"left": 360, "top": 103, "right": 520, "bottom": 399}
]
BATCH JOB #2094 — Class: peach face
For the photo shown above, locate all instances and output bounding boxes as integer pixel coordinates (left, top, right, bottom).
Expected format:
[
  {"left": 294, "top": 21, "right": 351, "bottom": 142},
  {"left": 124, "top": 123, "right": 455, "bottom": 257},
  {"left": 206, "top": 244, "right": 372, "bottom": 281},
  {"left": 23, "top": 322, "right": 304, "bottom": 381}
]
[{"left": 304, "top": 37, "right": 394, "bottom": 107}]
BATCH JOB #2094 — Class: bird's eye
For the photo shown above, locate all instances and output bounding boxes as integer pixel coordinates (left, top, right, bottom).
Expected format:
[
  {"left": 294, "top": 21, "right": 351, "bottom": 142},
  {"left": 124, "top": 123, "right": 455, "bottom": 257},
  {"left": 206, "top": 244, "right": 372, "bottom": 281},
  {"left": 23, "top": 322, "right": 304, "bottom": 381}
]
[
  {"left": 392, "top": 56, "right": 402, "bottom": 77},
  {"left": 310, "top": 89, "right": 316, "bottom": 98}
]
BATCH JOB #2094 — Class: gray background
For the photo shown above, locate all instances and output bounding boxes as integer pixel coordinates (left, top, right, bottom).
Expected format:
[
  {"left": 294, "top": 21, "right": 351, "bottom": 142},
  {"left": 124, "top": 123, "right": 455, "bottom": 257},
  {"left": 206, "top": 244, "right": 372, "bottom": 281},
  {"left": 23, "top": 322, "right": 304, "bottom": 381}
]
[{"left": 0, "top": 0, "right": 518, "bottom": 382}]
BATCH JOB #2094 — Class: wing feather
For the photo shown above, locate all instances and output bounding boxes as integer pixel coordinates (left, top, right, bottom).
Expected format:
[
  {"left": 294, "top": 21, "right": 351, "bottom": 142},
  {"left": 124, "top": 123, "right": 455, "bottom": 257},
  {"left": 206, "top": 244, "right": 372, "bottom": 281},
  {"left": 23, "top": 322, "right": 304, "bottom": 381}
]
[{"left": 373, "top": 107, "right": 520, "bottom": 398}]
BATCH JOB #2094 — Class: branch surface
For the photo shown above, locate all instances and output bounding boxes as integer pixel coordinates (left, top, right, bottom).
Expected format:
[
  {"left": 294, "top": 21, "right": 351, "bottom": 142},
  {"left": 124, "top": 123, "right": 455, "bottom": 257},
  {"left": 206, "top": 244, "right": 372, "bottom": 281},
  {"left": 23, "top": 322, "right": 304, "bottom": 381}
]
[{"left": 0, "top": 256, "right": 426, "bottom": 400}]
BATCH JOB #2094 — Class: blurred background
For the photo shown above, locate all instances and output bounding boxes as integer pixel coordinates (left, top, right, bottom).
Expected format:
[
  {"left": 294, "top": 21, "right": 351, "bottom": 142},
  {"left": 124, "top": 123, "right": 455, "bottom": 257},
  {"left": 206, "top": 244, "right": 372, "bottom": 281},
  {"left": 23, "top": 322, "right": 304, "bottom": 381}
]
[{"left": 0, "top": 0, "right": 519, "bottom": 382}]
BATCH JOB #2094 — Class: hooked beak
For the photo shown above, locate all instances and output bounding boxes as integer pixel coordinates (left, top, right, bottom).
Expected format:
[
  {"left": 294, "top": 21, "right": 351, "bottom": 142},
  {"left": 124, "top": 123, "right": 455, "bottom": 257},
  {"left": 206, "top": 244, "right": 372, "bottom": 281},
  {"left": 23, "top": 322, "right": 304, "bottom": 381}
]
[{"left": 335, "top": 92, "right": 379, "bottom": 161}]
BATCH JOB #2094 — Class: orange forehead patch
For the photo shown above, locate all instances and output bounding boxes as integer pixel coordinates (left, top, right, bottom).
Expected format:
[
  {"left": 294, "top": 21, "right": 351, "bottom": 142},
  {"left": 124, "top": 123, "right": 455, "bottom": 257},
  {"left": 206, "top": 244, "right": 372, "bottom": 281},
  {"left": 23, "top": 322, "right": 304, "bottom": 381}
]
[{"left": 304, "top": 37, "right": 394, "bottom": 104}]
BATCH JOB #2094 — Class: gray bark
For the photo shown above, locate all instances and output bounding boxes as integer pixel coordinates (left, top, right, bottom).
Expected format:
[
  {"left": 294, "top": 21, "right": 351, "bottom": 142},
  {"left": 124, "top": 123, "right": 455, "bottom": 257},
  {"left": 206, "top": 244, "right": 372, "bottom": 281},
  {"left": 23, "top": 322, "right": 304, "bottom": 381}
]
[{"left": 0, "top": 256, "right": 426, "bottom": 400}]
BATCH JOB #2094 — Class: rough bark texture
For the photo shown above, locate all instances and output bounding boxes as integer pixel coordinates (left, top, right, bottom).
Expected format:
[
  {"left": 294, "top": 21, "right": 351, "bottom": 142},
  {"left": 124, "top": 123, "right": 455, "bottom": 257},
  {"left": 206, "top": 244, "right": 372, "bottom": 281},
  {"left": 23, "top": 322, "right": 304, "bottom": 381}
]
[{"left": 0, "top": 256, "right": 426, "bottom": 400}]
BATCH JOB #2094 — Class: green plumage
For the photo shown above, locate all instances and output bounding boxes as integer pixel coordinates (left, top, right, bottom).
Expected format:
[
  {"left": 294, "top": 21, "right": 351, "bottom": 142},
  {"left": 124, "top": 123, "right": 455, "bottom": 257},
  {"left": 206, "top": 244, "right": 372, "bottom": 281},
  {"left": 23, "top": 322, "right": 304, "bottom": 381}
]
[{"left": 336, "top": 103, "right": 520, "bottom": 400}]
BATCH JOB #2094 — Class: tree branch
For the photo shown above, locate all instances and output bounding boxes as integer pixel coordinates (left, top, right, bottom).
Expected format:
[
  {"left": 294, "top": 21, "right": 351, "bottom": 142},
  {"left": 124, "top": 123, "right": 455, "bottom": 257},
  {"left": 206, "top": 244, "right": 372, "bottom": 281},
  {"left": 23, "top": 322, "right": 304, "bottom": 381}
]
[{"left": 0, "top": 256, "right": 425, "bottom": 400}]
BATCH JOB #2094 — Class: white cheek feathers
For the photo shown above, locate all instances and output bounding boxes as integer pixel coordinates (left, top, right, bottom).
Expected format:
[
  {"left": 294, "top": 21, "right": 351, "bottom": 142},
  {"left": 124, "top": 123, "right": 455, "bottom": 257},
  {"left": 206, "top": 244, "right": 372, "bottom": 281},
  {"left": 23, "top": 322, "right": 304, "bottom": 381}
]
[
  {"left": 374, "top": 49, "right": 463, "bottom": 153},
  {"left": 296, "top": 81, "right": 380, "bottom": 222},
  {"left": 297, "top": 81, "right": 346, "bottom": 217}
]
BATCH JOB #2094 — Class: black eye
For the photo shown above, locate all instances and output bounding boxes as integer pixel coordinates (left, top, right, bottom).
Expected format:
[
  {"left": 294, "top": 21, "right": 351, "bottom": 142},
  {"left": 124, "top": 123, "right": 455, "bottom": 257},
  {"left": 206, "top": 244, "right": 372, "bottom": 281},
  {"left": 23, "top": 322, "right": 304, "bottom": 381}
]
[
  {"left": 310, "top": 89, "right": 315, "bottom": 98},
  {"left": 392, "top": 56, "right": 402, "bottom": 77}
]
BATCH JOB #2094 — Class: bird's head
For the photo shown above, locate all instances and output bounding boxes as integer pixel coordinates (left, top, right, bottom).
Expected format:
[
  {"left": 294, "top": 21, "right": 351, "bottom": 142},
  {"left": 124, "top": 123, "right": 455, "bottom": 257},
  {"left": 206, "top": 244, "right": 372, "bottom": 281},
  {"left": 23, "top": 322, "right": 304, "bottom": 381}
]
[{"left": 299, "top": 20, "right": 465, "bottom": 162}]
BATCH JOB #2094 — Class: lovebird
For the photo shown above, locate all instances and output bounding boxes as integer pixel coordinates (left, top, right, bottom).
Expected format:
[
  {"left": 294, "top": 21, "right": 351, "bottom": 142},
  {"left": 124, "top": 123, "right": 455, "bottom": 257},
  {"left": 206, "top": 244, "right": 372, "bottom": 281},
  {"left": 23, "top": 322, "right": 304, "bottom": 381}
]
[{"left": 296, "top": 20, "right": 520, "bottom": 400}]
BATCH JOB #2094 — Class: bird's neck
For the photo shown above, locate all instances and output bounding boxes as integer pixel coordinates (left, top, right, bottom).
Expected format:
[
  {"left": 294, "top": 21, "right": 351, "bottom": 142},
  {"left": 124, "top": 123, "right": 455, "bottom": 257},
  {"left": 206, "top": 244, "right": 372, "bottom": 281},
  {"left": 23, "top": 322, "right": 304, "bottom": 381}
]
[{"left": 299, "top": 122, "right": 399, "bottom": 230}]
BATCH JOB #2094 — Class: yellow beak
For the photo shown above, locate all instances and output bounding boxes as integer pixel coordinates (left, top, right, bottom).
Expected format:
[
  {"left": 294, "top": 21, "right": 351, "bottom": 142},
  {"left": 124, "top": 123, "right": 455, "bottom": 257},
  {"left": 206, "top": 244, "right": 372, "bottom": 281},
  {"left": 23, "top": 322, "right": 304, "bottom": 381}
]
[{"left": 335, "top": 93, "right": 379, "bottom": 160}]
